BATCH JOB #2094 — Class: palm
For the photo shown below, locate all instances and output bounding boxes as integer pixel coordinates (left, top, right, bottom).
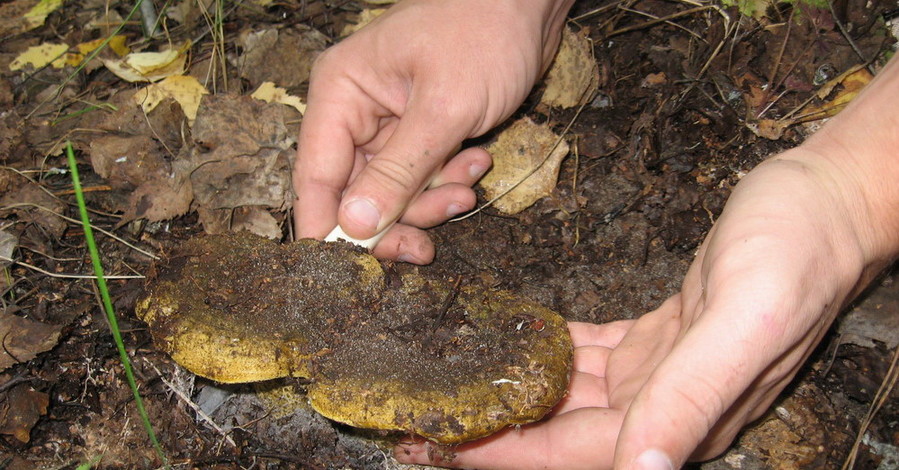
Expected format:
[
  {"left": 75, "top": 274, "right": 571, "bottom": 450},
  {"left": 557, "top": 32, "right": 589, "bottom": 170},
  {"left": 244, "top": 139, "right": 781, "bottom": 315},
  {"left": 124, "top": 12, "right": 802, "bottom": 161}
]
[{"left": 396, "top": 153, "right": 871, "bottom": 469}]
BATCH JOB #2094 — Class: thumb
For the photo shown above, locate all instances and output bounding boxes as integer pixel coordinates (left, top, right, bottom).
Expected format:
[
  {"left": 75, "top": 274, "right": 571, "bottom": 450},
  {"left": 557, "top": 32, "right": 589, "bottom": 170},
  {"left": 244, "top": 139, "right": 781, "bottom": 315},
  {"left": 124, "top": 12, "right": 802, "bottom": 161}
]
[
  {"left": 337, "top": 102, "right": 467, "bottom": 239},
  {"left": 613, "top": 294, "right": 784, "bottom": 469}
]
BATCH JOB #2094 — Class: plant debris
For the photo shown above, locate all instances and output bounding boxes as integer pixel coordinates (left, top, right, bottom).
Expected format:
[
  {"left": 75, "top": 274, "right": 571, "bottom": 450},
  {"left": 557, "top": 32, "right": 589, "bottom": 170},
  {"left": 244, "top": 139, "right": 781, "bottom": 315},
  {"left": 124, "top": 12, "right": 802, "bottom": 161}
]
[
  {"left": 479, "top": 116, "right": 571, "bottom": 214},
  {"left": 540, "top": 26, "right": 599, "bottom": 109}
]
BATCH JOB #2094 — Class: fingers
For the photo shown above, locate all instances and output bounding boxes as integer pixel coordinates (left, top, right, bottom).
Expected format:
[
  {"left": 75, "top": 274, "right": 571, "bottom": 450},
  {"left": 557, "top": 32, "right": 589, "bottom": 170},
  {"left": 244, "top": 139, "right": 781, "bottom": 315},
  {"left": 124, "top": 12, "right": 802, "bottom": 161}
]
[
  {"left": 292, "top": 111, "right": 357, "bottom": 239},
  {"left": 428, "top": 146, "right": 492, "bottom": 188},
  {"left": 548, "top": 370, "right": 609, "bottom": 415},
  {"left": 398, "top": 147, "right": 492, "bottom": 228},
  {"left": 571, "top": 345, "right": 612, "bottom": 378},
  {"left": 292, "top": 57, "right": 374, "bottom": 239},
  {"left": 337, "top": 100, "right": 471, "bottom": 240},
  {"left": 568, "top": 320, "right": 635, "bottom": 349},
  {"left": 395, "top": 407, "right": 625, "bottom": 470},
  {"left": 399, "top": 183, "right": 477, "bottom": 228},
  {"left": 611, "top": 290, "right": 800, "bottom": 469},
  {"left": 370, "top": 223, "right": 435, "bottom": 264}
]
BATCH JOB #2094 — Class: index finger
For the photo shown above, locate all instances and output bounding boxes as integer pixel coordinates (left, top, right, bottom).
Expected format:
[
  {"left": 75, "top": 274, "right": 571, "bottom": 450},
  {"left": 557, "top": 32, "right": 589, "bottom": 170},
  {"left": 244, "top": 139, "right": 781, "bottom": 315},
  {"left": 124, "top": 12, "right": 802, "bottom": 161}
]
[{"left": 292, "top": 91, "right": 360, "bottom": 239}]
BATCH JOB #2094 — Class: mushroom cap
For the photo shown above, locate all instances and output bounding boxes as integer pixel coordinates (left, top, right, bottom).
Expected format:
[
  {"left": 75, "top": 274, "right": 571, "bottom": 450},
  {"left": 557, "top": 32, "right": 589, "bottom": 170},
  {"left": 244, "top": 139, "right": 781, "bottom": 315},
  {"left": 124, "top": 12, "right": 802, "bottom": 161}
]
[
  {"left": 136, "top": 233, "right": 384, "bottom": 383},
  {"left": 137, "top": 232, "right": 572, "bottom": 444}
]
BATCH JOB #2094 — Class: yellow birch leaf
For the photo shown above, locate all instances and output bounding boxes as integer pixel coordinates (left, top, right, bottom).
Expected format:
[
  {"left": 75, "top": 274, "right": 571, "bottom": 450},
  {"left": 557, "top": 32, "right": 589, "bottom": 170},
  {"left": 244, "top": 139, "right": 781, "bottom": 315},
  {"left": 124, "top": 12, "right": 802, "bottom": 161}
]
[
  {"left": 751, "top": 65, "right": 872, "bottom": 140},
  {"left": 797, "top": 66, "right": 873, "bottom": 123},
  {"left": 9, "top": 43, "right": 68, "bottom": 71},
  {"left": 133, "top": 75, "right": 208, "bottom": 123},
  {"left": 127, "top": 49, "right": 181, "bottom": 74},
  {"left": 103, "top": 45, "right": 189, "bottom": 82},
  {"left": 479, "top": 117, "right": 570, "bottom": 214},
  {"left": 64, "top": 35, "right": 130, "bottom": 67},
  {"left": 251, "top": 82, "right": 306, "bottom": 114},
  {"left": 541, "top": 27, "right": 599, "bottom": 109},
  {"left": 23, "top": 0, "right": 63, "bottom": 30}
]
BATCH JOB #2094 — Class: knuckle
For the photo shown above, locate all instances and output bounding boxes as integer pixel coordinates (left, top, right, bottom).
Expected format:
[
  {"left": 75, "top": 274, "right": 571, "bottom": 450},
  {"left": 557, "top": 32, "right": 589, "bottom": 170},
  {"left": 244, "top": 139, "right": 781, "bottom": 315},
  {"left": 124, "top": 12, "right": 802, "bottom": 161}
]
[{"left": 366, "top": 157, "right": 421, "bottom": 196}]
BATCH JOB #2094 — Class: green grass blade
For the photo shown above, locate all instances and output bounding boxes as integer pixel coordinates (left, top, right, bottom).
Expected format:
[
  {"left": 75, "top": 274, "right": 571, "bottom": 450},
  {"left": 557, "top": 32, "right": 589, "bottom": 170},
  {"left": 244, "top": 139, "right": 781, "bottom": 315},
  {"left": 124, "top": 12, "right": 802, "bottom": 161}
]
[{"left": 65, "top": 142, "right": 169, "bottom": 467}]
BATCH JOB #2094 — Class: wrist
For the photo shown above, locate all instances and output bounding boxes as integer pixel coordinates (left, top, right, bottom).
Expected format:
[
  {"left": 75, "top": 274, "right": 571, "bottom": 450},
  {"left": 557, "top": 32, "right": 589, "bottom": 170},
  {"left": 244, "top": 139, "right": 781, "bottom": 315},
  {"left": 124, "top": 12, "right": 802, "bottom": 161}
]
[{"left": 797, "top": 57, "right": 899, "bottom": 269}]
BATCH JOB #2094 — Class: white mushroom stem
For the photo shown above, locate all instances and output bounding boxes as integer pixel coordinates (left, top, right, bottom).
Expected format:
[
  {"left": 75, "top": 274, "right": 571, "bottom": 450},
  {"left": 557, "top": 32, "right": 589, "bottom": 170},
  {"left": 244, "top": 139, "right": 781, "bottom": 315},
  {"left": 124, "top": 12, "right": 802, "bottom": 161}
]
[
  {"left": 324, "top": 224, "right": 391, "bottom": 250},
  {"left": 323, "top": 171, "right": 437, "bottom": 250}
]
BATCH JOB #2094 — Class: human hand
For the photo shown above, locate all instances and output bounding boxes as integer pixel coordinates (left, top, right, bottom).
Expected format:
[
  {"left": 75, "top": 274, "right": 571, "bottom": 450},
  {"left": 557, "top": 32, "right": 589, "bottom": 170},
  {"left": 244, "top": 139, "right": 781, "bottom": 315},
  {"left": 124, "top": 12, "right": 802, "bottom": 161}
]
[
  {"left": 394, "top": 144, "right": 887, "bottom": 469},
  {"left": 293, "top": 0, "right": 574, "bottom": 262}
]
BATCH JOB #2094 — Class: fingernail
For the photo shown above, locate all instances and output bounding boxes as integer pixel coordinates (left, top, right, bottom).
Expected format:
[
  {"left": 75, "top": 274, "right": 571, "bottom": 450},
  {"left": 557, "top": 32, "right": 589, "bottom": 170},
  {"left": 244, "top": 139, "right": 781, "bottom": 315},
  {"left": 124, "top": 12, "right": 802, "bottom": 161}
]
[
  {"left": 446, "top": 202, "right": 467, "bottom": 218},
  {"left": 469, "top": 163, "right": 489, "bottom": 179},
  {"left": 343, "top": 198, "right": 380, "bottom": 232},
  {"left": 397, "top": 253, "right": 417, "bottom": 264},
  {"left": 633, "top": 449, "right": 673, "bottom": 470}
]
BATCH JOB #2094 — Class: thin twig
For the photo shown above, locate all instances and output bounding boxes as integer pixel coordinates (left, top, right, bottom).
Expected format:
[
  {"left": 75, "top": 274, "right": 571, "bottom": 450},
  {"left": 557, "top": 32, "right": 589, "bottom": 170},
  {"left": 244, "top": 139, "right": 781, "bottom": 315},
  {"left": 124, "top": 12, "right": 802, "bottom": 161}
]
[
  {"left": 842, "top": 344, "right": 899, "bottom": 469},
  {"left": 615, "top": 5, "right": 706, "bottom": 40},
  {"left": 2, "top": 203, "right": 158, "bottom": 260},
  {"left": 608, "top": 5, "right": 712, "bottom": 37},
  {"left": 452, "top": 98, "right": 590, "bottom": 223},
  {"left": 570, "top": 2, "right": 620, "bottom": 23},
  {"left": 767, "top": 18, "right": 792, "bottom": 87},
  {"left": 828, "top": 0, "right": 874, "bottom": 74},
  {"left": 145, "top": 360, "right": 237, "bottom": 448},
  {"left": 0, "top": 255, "right": 144, "bottom": 279}
]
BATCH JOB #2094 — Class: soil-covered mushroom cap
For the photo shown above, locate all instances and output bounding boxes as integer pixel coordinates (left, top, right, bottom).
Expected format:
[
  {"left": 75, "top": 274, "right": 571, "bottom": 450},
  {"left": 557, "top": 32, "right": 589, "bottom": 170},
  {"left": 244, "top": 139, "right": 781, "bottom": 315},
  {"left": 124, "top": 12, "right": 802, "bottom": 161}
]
[
  {"left": 137, "top": 232, "right": 572, "bottom": 444},
  {"left": 136, "top": 232, "right": 384, "bottom": 383}
]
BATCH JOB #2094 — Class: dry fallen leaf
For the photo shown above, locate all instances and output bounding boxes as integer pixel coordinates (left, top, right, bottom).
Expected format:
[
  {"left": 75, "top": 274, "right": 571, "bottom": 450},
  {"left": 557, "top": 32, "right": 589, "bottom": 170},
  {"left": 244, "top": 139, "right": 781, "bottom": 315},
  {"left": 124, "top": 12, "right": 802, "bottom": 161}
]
[
  {"left": 236, "top": 26, "right": 327, "bottom": 89},
  {"left": 0, "top": 0, "right": 62, "bottom": 37},
  {"left": 200, "top": 205, "right": 282, "bottom": 239},
  {"left": 0, "top": 312, "right": 63, "bottom": 372},
  {"left": 0, "top": 176, "right": 67, "bottom": 238},
  {"left": 121, "top": 177, "right": 194, "bottom": 223},
  {"left": 64, "top": 35, "right": 130, "bottom": 67},
  {"left": 87, "top": 92, "right": 294, "bottom": 232},
  {"left": 0, "top": 230, "right": 16, "bottom": 270},
  {"left": 165, "top": 0, "right": 213, "bottom": 24},
  {"left": 86, "top": 9, "right": 124, "bottom": 30},
  {"left": 103, "top": 43, "right": 190, "bottom": 82},
  {"left": 134, "top": 75, "right": 209, "bottom": 123},
  {"left": 86, "top": 95, "right": 193, "bottom": 222},
  {"left": 479, "top": 117, "right": 570, "bottom": 214},
  {"left": 641, "top": 71, "right": 667, "bottom": 88},
  {"left": 0, "top": 383, "right": 50, "bottom": 443},
  {"left": 797, "top": 65, "right": 872, "bottom": 122},
  {"left": 750, "top": 65, "right": 873, "bottom": 140},
  {"left": 0, "top": 0, "right": 39, "bottom": 38},
  {"left": 9, "top": 43, "right": 69, "bottom": 71},
  {"left": 251, "top": 81, "right": 306, "bottom": 114},
  {"left": 187, "top": 94, "right": 294, "bottom": 214},
  {"left": 540, "top": 26, "right": 599, "bottom": 109},
  {"left": 23, "top": 0, "right": 62, "bottom": 29}
]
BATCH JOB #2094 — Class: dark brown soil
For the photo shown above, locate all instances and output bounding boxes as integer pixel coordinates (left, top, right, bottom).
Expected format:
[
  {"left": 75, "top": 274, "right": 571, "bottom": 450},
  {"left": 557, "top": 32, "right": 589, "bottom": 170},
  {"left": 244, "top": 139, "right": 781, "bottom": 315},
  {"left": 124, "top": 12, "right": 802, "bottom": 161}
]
[{"left": 1, "top": 0, "right": 898, "bottom": 468}]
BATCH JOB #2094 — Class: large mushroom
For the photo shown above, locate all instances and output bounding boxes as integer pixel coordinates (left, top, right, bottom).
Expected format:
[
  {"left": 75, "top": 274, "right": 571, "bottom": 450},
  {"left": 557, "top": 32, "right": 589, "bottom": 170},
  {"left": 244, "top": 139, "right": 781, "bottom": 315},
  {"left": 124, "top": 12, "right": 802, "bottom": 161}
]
[{"left": 137, "top": 232, "right": 572, "bottom": 444}]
